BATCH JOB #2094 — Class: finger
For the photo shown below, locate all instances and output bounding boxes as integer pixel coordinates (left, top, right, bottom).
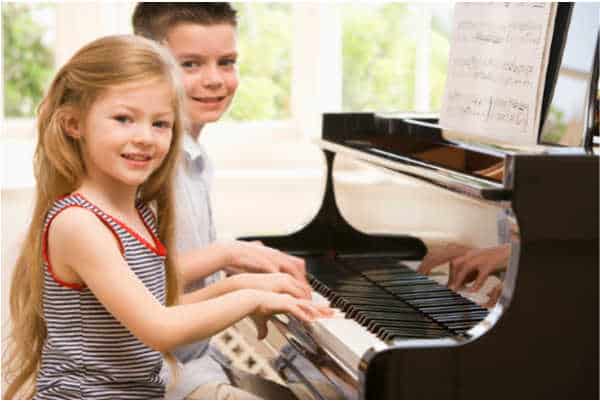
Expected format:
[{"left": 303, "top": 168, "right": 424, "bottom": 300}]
[
  {"left": 265, "top": 249, "right": 308, "bottom": 283},
  {"left": 418, "top": 260, "right": 435, "bottom": 275},
  {"left": 256, "top": 319, "right": 268, "bottom": 340},
  {"left": 299, "top": 300, "right": 334, "bottom": 319},
  {"left": 249, "top": 253, "right": 280, "bottom": 275},
  {"left": 315, "top": 304, "right": 335, "bottom": 317},
  {"left": 281, "top": 278, "right": 310, "bottom": 299},
  {"left": 297, "top": 303, "right": 325, "bottom": 320},
  {"left": 468, "top": 270, "right": 488, "bottom": 293},
  {"left": 278, "top": 259, "right": 309, "bottom": 284},
  {"left": 290, "top": 278, "right": 312, "bottom": 299},
  {"left": 449, "top": 265, "right": 472, "bottom": 290},
  {"left": 419, "top": 255, "right": 449, "bottom": 275},
  {"left": 485, "top": 284, "right": 503, "bottom": 308},
  {"left": 289, "top": 304, "right": 313, "bottom": 323}
]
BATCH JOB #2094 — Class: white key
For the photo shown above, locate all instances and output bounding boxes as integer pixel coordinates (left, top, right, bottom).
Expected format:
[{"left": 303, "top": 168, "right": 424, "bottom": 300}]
[{"left": 308, "top": 291, "right": 386, "bottom": 377}]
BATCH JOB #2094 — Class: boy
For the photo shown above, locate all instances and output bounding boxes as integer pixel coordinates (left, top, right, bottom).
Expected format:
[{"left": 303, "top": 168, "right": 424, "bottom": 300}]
[{"left": 132, "top": 3, "right": 307, "bottom": 399}]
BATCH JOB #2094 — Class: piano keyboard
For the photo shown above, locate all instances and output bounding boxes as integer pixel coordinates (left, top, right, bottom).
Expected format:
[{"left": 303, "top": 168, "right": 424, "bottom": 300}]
[{"left": 298, "top": 254, "right": 492, "bottom": 372}]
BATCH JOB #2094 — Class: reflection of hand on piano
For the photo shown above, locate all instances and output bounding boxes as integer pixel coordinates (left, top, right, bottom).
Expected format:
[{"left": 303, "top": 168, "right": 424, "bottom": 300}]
[{"left": 220, "top": 240, "right": 309, "bottom": 285}]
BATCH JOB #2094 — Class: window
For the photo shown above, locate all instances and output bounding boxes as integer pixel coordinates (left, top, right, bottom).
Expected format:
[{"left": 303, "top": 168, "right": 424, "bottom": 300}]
[
  {"left": 227, "top": 3, "right": 292, "bottom": 121},
  {"left": 341, "top": 3, "right": 452, "bottom": 113},
  {"left": 2, "top": 2, "right": 453, "bottom": 138},
  {"left": 2, "top": 3, "right": 55, "bottom": 118}
]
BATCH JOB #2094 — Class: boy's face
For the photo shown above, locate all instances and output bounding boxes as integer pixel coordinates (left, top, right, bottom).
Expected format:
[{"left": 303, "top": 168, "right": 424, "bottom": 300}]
[{"left": 165, "top": 23, "right": 239, "bottom": 130}]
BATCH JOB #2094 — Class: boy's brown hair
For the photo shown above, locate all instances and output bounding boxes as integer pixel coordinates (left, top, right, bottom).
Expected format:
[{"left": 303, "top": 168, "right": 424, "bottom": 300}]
[{"left": 132, "top": 2, "right": 237, "bottom": 41}]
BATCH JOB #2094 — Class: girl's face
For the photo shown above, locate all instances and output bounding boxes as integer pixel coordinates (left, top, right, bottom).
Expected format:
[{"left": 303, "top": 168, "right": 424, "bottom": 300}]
[
  {"left": 166, "top": 23, "right": 239, "bottom": 133},
  {"left": 76, "top": 80, "right": 175, "bottom": 191}
]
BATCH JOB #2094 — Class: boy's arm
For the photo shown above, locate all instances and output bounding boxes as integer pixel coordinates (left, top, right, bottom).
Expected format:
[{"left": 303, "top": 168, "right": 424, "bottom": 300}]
[
  {"left": 179, "top": 272, "right": 312, "bottom": 305},
  {"left": 50, "top": 208, "right": 321, "bottom": 352},
  {"left": 176, "top": 240, "right": 308, "bottom": 287}
]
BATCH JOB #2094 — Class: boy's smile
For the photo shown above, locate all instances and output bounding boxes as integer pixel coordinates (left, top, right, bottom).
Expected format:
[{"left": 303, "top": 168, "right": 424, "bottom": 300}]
[{"left": 166, "top": 23, "right": 239, "bottom": 135}]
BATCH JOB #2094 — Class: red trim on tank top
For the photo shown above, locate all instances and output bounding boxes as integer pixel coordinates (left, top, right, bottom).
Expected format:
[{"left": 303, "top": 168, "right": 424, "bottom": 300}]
[
  {"left": 137, "top": 206, "right": 167, "bottom": 256},
  {"left": 42, "top": 204, "right": 125, "bottom": 291},
  {"left": 73, "top": 193, "right": 167, "bottom": 257}
]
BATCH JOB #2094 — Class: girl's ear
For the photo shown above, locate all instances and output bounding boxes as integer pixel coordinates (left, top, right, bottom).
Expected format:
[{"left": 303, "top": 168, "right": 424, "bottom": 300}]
[{"left": 62, "top": 108, "right": 83, "bottom": 139}]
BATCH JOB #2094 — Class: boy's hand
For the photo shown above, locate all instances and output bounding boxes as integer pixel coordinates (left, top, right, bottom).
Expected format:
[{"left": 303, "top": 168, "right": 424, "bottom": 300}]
[
  {"left": 232, "top": 272, "right": 312, "bottom": 300},
  {"left": 447, "top": 244, "right": 510, "bottom": 292},
  {"left": 221, "top": 240, "right": 308, "bottom": 284},
  {"left": 418, "top": 243, "right": 474, "bottom": 275}
]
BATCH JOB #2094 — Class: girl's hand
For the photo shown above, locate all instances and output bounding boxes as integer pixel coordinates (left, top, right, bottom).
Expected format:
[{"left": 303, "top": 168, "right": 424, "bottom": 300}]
[
  {"left": 232, "top": 272, "right": 312, "bottom": 300},
  {"left": 221, "top": 240, "right": 308, "bottom": 285},
  {"left": 250, "top": 291, "right": 334, "bottom": 340}
]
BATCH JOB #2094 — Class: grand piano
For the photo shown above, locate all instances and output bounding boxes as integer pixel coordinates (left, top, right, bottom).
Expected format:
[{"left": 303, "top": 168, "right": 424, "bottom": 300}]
[{"left": 239, "top": 3, "right": 599, "bottom": 399}]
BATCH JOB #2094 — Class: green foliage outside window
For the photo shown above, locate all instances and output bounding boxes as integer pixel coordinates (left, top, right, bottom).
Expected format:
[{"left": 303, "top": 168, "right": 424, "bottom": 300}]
[
  {"left": 2, "top": 2, "right": 451, "bottom": 121},
  {"left": 3, "top": 3, "right": 54, "bottom": 118},
  {"left": 342, "top": 4, "right": 450, "bottom": 113},
  {"left": 226, "top": 3, "right": 292, "bottom": 121}
]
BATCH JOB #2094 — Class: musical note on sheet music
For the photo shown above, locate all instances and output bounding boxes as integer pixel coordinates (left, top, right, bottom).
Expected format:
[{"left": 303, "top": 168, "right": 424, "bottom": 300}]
[
  {"left": 445, "top": 92, "right": 530, "bottom": 133},
  {"left": 440, "top": 3, "right": 557, "bottom": 147}
]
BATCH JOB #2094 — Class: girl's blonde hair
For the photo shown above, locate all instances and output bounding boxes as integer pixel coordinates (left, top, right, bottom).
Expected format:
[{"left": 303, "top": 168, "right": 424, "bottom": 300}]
[{"left": 3, "top": 35, "right": 186, "bottom": 399}]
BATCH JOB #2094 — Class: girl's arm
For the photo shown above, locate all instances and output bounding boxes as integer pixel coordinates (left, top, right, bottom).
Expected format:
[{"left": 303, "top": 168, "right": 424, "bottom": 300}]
[
  {"left": 176, "top": 240, "right": 308, "bottom": 287},
  {"left": 49, "top": 208, "right": 327, "bottom": 352}
]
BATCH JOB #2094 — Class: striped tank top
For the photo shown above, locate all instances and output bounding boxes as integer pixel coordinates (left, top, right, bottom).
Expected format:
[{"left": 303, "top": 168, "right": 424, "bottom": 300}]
[{"left": 35, "top": 193, "right": 167, "bottom": 399}]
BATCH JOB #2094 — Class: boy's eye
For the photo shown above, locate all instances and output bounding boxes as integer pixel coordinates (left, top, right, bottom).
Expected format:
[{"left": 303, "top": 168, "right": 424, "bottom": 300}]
[
  {"left": 114, "top": 115, "right": 132, "bottom": 124},
  {"left": 220, "top": 58, "right": 237, "bottom": 67},
  {"left": 153, "top": 120, "right": 172, "bottom": 129}
]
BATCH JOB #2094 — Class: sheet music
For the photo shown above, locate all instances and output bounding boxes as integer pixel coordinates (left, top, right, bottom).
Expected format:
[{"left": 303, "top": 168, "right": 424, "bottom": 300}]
[{"left": 440, "top": 3, "right": 557, "bottom": 147}]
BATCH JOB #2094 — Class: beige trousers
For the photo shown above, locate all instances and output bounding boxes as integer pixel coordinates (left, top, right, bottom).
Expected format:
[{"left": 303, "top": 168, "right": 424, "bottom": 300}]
[
  {"left": 185, "top": 382, "right": 262, "bottom": 400},
  {"left": 184, "top": 366, "right": 297, "bottom": 400}
]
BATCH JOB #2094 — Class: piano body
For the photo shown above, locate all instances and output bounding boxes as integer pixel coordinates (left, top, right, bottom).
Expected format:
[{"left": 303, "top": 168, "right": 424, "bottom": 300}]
[{"left": 238, "top": 3, "right": 599, "bottom": 399}]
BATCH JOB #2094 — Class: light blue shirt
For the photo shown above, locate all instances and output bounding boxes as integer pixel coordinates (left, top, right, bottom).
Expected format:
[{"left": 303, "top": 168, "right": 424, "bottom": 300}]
[{"left": 166, "top": 134, "right": 230, "bottom": 398}]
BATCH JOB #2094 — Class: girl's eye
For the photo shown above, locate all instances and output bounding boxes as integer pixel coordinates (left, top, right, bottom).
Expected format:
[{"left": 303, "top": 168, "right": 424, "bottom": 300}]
[
  {"left": 153, "top": 120, "right": 172, "bottom": 129},
  {"left": 114, "top": 115, "right": 132, "bottom": 124},
  {"left": 181, "top": 60, "right": 200, "bottom": 69}
]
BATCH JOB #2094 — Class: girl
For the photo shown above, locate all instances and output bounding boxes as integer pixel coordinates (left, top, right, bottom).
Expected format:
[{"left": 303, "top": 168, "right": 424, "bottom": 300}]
[{"left": 3, "top": 35, "right": 330, "bottom": 400}]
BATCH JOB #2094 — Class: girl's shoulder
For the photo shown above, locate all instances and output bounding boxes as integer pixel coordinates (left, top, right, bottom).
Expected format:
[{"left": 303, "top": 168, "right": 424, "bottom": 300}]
[{"left": 44, "top": 193, "right": 126, "bottom": 256}]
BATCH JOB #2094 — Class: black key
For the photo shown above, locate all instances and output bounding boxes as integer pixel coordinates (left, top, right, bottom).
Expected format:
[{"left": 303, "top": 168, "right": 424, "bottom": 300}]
[
  {"left": 376, "top": 277, "right": 432, "bottom": 286},
  {"left": 383, "top": 284, "right": 448, "bottom": 295},
  {"left": 419, "top": 304, "right": 487, "bottom": 314},
  {"left": 381, "top": 328, "right": 450, "bottom": 341},
  {"left": 345, "top": 304, "right": 415, "bottom": 317},
  {"left": 401, "top": 291, "right": 465, "bottom": 301},
  {"left": 370, "top": 320, "right": 446, "bottom": 333},
  {"left": 446, "top": 322, "right": 480, "bottom": 330},
  {"left": 408, "top": 297, "right": 475, "bottom": 307},
  {"left": 430, "top": 312, "right": 488, "bottom": 323}
]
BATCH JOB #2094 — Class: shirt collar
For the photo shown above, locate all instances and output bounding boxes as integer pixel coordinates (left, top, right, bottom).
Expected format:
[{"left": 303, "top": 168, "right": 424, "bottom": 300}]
[{"left": 182, "top": 133, "right": 204, "bottom": 161}]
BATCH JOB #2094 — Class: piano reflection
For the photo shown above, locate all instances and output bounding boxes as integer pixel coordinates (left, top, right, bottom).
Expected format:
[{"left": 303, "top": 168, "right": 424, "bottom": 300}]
[{"left": 238, "top": 3, "right": 598, "bottom": 399}]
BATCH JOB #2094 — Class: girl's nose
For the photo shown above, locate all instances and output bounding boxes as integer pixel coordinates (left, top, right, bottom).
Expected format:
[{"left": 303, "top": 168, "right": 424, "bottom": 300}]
[{"left": 132, "top": 124, "right": 154, "bottom": 145}]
